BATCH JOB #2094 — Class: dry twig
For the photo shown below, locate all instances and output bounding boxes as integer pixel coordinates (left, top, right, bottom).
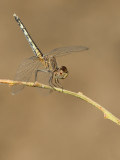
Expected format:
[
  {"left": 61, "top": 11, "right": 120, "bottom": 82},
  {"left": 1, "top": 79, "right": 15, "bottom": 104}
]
[{"left": 0, "top": 79, "right": 120, "bottom": 125}]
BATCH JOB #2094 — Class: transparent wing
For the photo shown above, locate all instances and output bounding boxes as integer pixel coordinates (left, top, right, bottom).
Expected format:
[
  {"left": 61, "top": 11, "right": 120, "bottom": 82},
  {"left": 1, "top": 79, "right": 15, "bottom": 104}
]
[
  {"left": 11, "top": 56, "right": 41, "bottom": 95},
  {"left": 45, "top": 46, "right": 89, "bottom": 57}
]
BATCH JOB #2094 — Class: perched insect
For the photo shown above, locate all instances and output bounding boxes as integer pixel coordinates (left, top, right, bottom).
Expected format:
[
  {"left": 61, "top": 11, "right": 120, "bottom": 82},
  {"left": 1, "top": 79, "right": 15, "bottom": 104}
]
[{"left": 11, "top": 14, "right": 88, "bottom": 94}]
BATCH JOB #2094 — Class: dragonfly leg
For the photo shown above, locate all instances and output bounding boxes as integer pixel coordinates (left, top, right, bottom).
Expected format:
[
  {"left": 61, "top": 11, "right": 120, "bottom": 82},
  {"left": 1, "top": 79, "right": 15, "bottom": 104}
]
[
  {"left": 48, "top": 75, "right": 52, "bottom": 86},
  {"left": 35, "top": 69, "right": 48, "bottom": 82},
  {"left": 35, "top": 70, "right": 39, "bottom": 81},
  {"left": 49, "top": 73, "right": 57, "bottom": 87},
  {"left": 55, "top": 79, "right": 63, "bottom": 90}
]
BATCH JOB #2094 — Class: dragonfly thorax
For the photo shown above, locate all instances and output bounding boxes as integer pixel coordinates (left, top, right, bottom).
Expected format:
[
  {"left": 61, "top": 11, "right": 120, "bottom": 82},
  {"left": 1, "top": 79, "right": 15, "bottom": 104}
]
[
  {"left": 43, "top": 55, "right": 58, "bottom": 71},
  {"left": 54, "top": 66, "right": 68, "bottom": 79}
]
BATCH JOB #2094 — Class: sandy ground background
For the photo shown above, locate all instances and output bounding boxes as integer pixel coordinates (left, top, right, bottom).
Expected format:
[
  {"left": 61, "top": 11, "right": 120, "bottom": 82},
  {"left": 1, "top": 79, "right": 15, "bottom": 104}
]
[{"left": 0, "top": 0, "right": 120, "bottom": 159}]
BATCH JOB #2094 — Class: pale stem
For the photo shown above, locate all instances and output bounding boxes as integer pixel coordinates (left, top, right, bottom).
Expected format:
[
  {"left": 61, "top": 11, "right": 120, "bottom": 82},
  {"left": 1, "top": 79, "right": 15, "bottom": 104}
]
[{"left": 0, "top": 79, "right": 120, "bottom": 125}]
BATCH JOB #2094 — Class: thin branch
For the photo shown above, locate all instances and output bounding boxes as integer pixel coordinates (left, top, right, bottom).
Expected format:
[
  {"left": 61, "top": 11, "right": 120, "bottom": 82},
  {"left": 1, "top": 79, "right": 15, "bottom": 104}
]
[{"left": 0, "top": 79, "right": 120, "bottom": 125}]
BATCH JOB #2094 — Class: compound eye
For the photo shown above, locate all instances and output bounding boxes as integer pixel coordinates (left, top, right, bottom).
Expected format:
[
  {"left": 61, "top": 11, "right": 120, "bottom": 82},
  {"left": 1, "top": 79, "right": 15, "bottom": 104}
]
[{"left": 60, "top": 66, "right": 68, "bottom": 73}]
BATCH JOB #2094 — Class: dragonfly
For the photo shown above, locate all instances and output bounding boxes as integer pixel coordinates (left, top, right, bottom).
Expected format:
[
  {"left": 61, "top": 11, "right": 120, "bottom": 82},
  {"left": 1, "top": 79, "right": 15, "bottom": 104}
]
[{"left": 11, "top": 13, "right": 88, "bottom": 94}]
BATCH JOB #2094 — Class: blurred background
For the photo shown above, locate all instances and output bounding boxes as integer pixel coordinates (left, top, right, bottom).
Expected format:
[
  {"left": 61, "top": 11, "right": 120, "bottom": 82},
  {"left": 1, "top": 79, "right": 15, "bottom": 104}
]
[{"left": 0, "top": 0, "right": 120, "bottom": 159}]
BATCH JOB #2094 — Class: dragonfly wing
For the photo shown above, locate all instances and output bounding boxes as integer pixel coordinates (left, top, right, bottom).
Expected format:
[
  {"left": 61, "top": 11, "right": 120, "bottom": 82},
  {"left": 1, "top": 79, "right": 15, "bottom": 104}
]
[
  {"left": 11, "top": 56, "right": 41, "bottom": 95},
  {"left": 45, "top": 46, "right": 89, "bottom": 57}
]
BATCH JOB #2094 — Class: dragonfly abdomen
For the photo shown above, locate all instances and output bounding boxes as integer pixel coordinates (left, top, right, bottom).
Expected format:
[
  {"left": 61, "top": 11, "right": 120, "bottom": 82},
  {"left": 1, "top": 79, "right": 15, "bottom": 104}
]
[{"left": 13, "top": 14, "right": 43, "bottom": 58}]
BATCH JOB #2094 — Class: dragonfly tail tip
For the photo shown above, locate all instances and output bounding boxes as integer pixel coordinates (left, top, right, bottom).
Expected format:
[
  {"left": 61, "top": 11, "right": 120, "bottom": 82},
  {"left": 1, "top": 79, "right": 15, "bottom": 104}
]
[
  {"left": 13, "top": 13, "right": 18, "bottom": 18},
  {"left": 13, "top": 13, "right": 16, "bottom": 16}
]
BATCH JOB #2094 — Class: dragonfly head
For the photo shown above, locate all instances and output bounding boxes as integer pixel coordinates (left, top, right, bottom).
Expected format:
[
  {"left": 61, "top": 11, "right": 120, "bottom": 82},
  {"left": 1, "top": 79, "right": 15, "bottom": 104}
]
[{"left": 55, "top": 66, "right": 68, "bottom": 79}]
